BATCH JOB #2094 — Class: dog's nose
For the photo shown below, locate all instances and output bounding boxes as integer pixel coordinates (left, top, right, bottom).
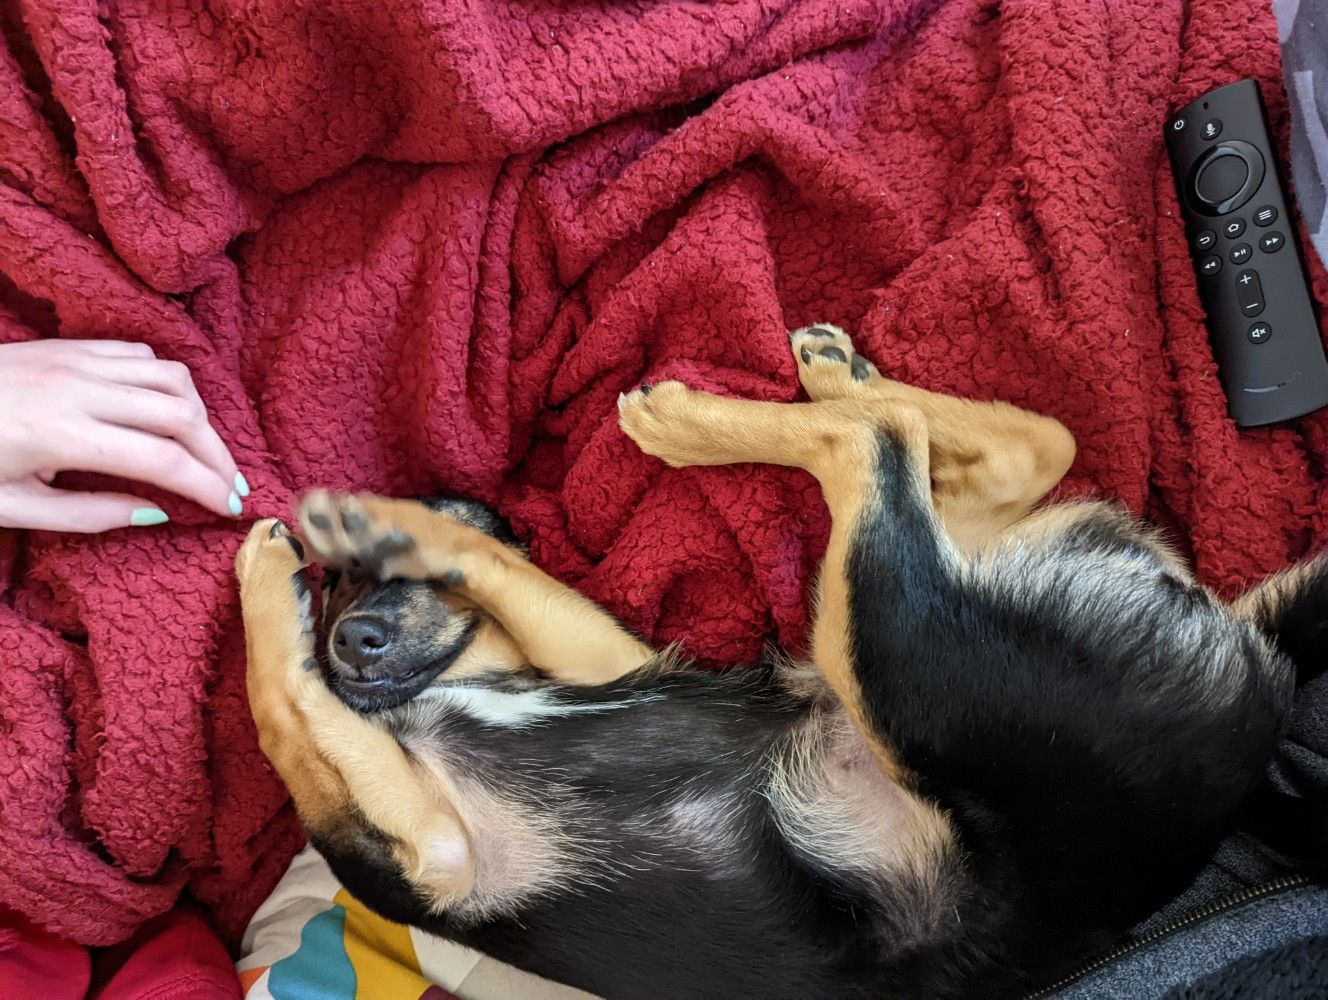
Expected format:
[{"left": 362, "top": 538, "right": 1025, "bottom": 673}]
[{"left": 333, "top": 616, "right": 392, "bottom": 672}]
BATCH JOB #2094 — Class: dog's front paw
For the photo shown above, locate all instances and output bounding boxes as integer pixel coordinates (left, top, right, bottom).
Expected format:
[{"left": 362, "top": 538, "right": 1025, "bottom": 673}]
[
  {"left": 237, "top": 518, "right": 307, "bottom": 587},
  {"left": 298, "top": 491, "right": 419, "bottom": 576},
  {"left": 297, "top": 491, "right": 479, "bottom": 587},
  {"left": 236, "top": 518, "right": 315, "bottom": 659}
]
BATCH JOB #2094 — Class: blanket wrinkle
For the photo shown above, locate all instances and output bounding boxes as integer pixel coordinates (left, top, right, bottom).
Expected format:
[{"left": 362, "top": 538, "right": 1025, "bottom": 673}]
[{"left": 1, "top": 0, "right": 1325, "bottom": 947}]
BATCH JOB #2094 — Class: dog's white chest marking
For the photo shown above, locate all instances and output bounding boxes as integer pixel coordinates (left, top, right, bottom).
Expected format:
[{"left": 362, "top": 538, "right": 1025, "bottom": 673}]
[{"left": 415, "top": 685, "right": 660, "bottom": 729}]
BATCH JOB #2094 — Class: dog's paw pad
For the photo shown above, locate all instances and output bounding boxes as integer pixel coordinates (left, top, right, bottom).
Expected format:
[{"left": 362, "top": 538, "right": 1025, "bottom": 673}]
[
  {"left": 850, "top": 354, "right": 876, "bottom": 381},
  {"left": 816, "top": 345, "right": 847, "bottom": 363}
]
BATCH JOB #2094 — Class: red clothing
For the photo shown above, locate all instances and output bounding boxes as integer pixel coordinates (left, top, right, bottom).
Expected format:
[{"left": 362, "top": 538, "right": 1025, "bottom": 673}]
[{"left": 0, "top": 908, "right": 240, "bottom": 1000}]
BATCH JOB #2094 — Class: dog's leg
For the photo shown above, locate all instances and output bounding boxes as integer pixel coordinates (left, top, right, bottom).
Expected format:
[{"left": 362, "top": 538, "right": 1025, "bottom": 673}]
[
  {"left": 617, "top": 327, "right": 1075, "bottom": 771},
  {"left": 789, "top": 324, "right": 1076, "bottom": 551},
  {"left": 618, "top": 378, "right": 947, "bottom": 780},
  {"left": 237, "top": 519, "right": 477, "bottom": 907},
  {"left": 298, "top": 492, "right": 655, "bottom": 685}
]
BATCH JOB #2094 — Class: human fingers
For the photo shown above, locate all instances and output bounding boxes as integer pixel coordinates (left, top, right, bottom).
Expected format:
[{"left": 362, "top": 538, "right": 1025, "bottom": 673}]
[
  {"left": 0, "top": 478, "right": 169, "bottom": 533},
  {"left": 57, "top": 422, "right": 243, "bottom": 519},
  {"left": 48, "top": 339, "right": 157, "bottom": 359},
  {"left": 83, "top": 375, "right": 245, "bottom": 499}
]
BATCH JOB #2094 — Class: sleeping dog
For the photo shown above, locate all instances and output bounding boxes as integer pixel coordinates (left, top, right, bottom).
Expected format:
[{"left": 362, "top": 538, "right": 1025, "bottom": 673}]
[{"left": 236, "top": 325, "right": 1325, "bottom": 999}]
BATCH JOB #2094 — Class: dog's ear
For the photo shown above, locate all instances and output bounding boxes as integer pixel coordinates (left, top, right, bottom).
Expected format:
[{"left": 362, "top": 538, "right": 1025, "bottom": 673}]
[
  {"left": 1233, "top": 553, "right": 1328, "bottom": 688},
  {"left": 414, "top": 496, "right": 523, "bottom": 550}
]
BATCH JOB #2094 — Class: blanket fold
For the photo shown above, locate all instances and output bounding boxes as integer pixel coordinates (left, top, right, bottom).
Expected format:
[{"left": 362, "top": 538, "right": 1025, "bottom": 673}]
[{"left": 1, "top": 0, "right": 1324, "bottom": 945}]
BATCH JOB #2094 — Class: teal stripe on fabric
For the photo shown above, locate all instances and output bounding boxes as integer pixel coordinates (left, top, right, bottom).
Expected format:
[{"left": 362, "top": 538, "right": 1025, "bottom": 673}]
[{"left": 266, "top": 905, "right": 356, "bottom": 1000}]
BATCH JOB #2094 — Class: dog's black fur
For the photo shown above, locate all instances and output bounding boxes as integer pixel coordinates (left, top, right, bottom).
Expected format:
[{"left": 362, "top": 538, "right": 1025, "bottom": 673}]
[{"left": 293, "top": 430, "right": 1324, "bottom": 999}]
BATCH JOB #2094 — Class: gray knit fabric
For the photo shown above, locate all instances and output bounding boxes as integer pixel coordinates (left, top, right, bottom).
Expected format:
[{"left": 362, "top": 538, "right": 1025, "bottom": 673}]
[
  {"left": 1273, "top": 0, "right": 1328, "bottom": 267},
  {"left": 1050, "top": 886, "right": 1328, "bottom": 999},
  {"left": 1045, "top": 669, "right": 1328, "bottom": 996}
]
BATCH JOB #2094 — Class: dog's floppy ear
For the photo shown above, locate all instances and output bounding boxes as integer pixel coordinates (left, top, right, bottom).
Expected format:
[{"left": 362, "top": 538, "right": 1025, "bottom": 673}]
[
  {"left": 414, "top": 496, "right": 523, "bottom": 550},
  {"left": 1233, "top": 553, "right": 1328, "bottom": 688}
]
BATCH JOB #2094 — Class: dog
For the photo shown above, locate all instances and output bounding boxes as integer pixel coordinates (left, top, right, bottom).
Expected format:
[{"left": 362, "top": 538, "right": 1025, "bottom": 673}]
[{"left": 236, "top": 324, "right": 1325, "bottom": 999}]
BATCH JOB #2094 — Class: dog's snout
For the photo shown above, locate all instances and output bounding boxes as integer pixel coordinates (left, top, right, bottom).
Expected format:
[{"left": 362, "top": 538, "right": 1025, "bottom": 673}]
[{"left": 334, "top": 616, "right": 392, "bottom": 672}]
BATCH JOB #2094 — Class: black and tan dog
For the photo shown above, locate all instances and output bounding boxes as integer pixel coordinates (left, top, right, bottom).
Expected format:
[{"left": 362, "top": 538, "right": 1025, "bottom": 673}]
[{"left": 236, "top": 325, "right": 1325, "bottom": 999}]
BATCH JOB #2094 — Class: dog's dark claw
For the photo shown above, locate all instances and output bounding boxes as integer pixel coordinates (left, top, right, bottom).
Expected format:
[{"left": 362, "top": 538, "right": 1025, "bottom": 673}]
[
  {"left": 817, "top": 346, "right": 847, "bottom": 364},
  {"left": 851, "top": 354, "right": 872, "bottom": 381},
  {"left": 307, "top": 513, "right": 331, "bottom": 530},
  {"left": 286, "top": 535, "right": 306, "bottom": 561},
  {"left": 268, "top": 520, "right": 289, "bottom": 539},
  {"left": 801, "top": 347, "right": 813, "bottom": 364},
  {"left": 808, "top": 325, "right": 837, "bottom": 338},
  {"left": 639, "top": 383, "right": 652, "bottom": 396}
]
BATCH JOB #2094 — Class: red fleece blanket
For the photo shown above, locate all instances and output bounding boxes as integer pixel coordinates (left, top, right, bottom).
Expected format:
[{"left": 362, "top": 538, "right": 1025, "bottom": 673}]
[{"left": 1, "top": 0, "right": 1325, "bottom": 947}]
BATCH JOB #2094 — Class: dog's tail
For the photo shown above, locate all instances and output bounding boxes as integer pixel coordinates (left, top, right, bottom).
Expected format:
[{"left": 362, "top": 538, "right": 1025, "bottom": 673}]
[{"left": 1233, "top": 553, "right": 1328, "bottom": 878}]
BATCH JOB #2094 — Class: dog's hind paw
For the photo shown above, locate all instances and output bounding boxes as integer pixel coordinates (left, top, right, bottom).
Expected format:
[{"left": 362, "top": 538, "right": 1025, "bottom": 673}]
[
  {"left": 616, "top": 380, "right": 735, "bottom": 468},
  {"left": 789, "top": 324, "right": 878, "bottom": 401}
]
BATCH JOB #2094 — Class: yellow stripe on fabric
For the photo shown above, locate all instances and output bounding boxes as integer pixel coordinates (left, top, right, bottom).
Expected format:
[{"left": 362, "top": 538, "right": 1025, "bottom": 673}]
[{"left": 334, "top": 887, "right": 432, "bottom": 1000}]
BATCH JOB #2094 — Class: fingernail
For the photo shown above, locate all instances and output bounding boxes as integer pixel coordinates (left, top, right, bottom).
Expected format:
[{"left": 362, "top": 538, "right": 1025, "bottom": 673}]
[
  {"left": 130, "top": 508, "right": 169, "bottom": 527},
  {"left": 229, "top": 491, "right": 243, "bottom": 517},
  {"left": 234, "top": 472, "right": 251, "bottom": 498}
]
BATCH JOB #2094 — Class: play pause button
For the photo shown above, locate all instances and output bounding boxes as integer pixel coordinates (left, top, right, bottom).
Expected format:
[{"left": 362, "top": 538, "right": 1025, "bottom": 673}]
[{"left": 1247, "top": 322, "right": 1272, "bottom": 344}]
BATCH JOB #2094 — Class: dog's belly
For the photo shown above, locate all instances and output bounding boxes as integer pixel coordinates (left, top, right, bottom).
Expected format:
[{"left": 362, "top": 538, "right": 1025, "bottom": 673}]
[{"left": 770, "top": 706, "right": 958, "bottom": 927}]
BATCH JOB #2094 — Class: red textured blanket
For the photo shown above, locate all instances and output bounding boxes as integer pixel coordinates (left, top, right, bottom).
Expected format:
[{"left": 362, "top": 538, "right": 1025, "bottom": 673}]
[{"left": 1, "top": 0, "right": 1325, "bottom": 947}]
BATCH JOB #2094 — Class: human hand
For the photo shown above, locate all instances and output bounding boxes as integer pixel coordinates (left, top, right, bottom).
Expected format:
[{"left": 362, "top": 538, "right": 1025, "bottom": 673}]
[{"left": 0, "top": 339, "right": 249, "bottom": 532}]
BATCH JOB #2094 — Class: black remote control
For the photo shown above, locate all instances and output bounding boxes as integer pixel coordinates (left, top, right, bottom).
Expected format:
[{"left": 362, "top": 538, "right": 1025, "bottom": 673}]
[{"left": 1165, "top": 78, "right": 1328, "bottom": 427}]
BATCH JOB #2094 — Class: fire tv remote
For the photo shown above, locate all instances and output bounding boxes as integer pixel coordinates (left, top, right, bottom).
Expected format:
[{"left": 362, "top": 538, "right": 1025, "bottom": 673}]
[{"left": 1165, "top": 78, "right": 1328, "bottom": 427}]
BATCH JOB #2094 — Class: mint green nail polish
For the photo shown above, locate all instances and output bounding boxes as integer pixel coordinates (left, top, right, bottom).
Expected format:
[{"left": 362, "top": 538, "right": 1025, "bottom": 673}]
[
  {"left": 228, "top": 491, "right": 243, "bottom": 516},
  {"left": 235, "top": 472, "right": 250, "bottom": 498},
  {"left": 130, "top": 508, "right": 169, "bottom": 527}
]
